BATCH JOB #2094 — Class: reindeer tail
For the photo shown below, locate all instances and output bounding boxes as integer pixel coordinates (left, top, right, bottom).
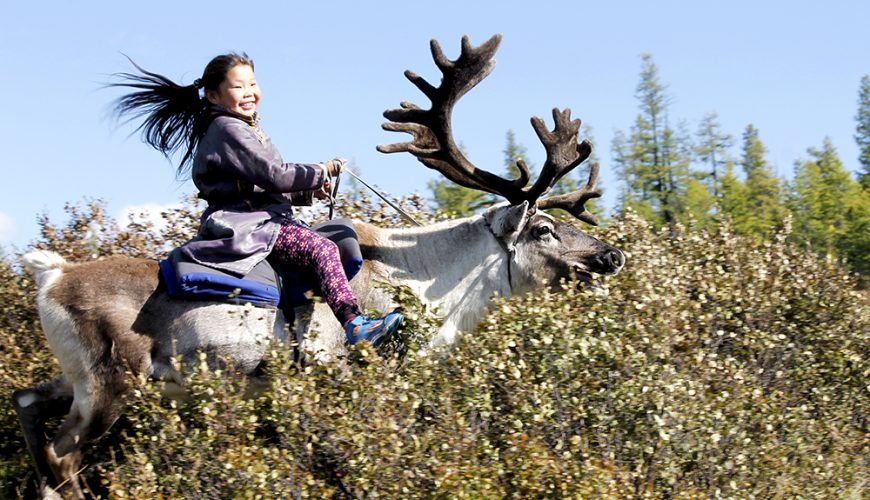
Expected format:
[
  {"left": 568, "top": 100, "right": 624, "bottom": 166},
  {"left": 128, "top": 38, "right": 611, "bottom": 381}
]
[{"left": 21, "top": 250, "right": 67, "bottom": 288}]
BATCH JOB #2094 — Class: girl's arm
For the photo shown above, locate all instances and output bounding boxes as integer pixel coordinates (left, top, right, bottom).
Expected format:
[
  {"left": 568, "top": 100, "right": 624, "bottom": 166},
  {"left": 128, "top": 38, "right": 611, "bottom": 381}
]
[{"left": 219, "top": 119, "right": 327, "bottom": 193}]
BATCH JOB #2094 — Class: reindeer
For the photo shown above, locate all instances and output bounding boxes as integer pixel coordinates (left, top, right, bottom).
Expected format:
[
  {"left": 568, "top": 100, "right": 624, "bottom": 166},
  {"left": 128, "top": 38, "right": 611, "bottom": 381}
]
[{"left": 14, "top": 34, "right": 624, "bottom": 498}]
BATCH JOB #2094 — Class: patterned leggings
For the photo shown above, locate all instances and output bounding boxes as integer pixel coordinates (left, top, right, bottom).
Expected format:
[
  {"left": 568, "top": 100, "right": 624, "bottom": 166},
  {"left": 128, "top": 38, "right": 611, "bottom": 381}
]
[{"left": 271, "top": 223, "right": 360, "bottom": 326}]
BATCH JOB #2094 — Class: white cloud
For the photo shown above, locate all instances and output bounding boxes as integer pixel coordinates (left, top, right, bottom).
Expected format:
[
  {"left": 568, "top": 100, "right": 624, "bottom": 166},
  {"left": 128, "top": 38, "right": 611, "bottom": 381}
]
[{"left": 0, "top": 212, "right": 17, "bottom": 244}]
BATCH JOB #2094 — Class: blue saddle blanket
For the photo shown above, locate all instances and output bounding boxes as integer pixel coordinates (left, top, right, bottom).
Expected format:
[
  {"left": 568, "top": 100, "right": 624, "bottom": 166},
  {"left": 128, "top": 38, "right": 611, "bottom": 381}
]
[{"left": 159, "top": 218, "right": 363, "bottom": 308}]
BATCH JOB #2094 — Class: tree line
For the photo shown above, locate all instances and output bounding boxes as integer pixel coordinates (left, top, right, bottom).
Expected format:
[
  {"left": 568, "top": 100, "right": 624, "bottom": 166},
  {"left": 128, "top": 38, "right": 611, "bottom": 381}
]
[{"left": 432, "top": 57, "right": 870, "bottom": 279}]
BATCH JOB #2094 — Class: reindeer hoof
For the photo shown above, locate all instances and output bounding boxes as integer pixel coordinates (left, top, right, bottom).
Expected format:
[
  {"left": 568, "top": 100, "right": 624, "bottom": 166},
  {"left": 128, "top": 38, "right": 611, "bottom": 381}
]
[{"left": 40, "top": 482, "right": 63, "bottom": 500}]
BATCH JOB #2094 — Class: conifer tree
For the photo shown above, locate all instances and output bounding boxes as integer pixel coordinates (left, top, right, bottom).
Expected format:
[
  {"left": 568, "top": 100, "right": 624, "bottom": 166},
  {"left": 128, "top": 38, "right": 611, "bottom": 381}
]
[
  {"left": 738, "top": 125, "right": 787, "bottom": 237},
  {"left": 429, "top": 179, "right": 489, "bottom": 217},
  {"left": 342, "top": 159, "right": 365, "bottom": 203},
  {"left": 694, "top": 112, "right": 733, "bottom": 199},
  {"left": 429, "top": 131, "right": 538, "bottom": 217},
  {"left": 613, "top": 54, "right": 691, "bottom": 227},
  {"left": 717, "top": 162, "right": 749, "bottom": 225},
  {"left": 428, "top": 142, "right": 489, "bottom": 216},
  {"left": 840, "top": 189, "right": 870, "bottom": 277},
  {"left": 683, "top": 178, "right": 715, "bottom": 227},
  {"left": 503, "top": 129, "right": 532, "bottom": 179},
  {"left": 789, "top": 138, "right": 858, "bottom": 256},
  {"left": 855, "top": 75, "right": 870, "bottom": 189}
]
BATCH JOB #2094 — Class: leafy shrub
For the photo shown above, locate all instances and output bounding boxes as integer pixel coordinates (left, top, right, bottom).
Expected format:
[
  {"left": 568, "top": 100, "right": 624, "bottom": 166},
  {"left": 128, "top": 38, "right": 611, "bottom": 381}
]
[
  {"left": 0, "top": 199, "right": 866, "bottom": 498},
  {"left": 0, "top": 254, "right": 57, "bottom": 498}
]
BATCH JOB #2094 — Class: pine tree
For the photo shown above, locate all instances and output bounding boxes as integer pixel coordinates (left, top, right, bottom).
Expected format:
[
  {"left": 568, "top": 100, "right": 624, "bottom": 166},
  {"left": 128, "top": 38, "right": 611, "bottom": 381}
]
[
  {"left": 694, "top": 112, "right": 734, "bottom": 199},
  {"left": 503, "top": 129, "right": 533, "bottom": 180},
  {"left": 428, "top": 142, "right": 489, "bottom": 216},
  {"left": 428, "top": 132, "right": 540, "bottom": 217},
  {"left": 789, "top": 138, "right": 857, "bottom": 256},
  {"left": 855, "top": 75, "right": 870, "bottom": 189},
  {"left": 613, "top": 54, "right": 691, "bottom": 227},
  {"left": 683, "top": 178, "right": 715, "bottom": 227},
  {"left": 428, "top": 179, "right": 489, "bottom": 217},
  {"left": 668, "top": 120, "right": 698, "bottom": 225},
  {"left": 840, "top": 188, "right": 870, "bottom": 278},
  {"left": 342, "top": 159, "right": 365, "bottom": 203},
  {"left": 717, "top": 162, "right": 749, "bottom": 225},
  {"left": 737, "top": 125, "right": 787, "bottom": 237}
]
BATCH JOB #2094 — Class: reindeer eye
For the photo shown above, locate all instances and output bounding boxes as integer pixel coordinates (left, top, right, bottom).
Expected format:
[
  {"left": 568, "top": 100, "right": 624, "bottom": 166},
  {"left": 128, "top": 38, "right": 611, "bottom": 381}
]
[{"left": 533, "top": 225, "right": 553, "bottom": 239}]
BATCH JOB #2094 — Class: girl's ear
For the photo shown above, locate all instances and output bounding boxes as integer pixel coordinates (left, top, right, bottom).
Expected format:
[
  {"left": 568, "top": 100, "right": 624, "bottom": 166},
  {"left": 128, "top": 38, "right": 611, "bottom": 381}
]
[{"left": 205, "top": 89, "right": 220, "bottom": 105}]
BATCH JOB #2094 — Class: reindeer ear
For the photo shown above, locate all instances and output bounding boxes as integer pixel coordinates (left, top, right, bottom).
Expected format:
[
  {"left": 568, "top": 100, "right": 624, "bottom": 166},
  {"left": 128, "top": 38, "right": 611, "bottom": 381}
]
[{"left": 485, "top": 201, "right": 530, "bottom": 238}]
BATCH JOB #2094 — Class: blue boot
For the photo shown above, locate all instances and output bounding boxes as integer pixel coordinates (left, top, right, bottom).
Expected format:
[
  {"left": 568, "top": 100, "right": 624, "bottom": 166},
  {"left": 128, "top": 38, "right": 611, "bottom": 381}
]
[{"left": 345, "top": 311, "right": 404, "bottom": 347}]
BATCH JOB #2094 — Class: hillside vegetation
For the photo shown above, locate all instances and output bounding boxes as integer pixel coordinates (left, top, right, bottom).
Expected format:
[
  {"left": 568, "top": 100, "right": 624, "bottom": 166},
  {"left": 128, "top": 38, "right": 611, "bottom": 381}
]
[{"left": 0, "top": 199, "right": 867, "bottom": 498}]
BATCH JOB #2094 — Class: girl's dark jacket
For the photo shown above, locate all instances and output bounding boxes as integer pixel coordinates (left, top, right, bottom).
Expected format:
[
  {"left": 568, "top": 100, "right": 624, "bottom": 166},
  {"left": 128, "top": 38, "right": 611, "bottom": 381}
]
[{"left": 181, "top": 107, "right": 327, "bottom": 276}]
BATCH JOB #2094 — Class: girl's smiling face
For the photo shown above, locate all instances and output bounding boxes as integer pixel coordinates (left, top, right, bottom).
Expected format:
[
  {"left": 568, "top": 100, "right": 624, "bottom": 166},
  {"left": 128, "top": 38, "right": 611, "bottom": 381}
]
[{"left": 206, "top": 64, "right": 260, "bottom": 117}]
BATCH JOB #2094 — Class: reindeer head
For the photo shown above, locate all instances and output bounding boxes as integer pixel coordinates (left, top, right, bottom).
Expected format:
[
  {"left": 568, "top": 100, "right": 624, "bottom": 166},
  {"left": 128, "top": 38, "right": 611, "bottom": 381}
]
[
  {"left": 378, "top": 34, "right": 625, "bottom": 292},
  {"left": 482, "top": 201, "right": 625, "bottom": 294}
]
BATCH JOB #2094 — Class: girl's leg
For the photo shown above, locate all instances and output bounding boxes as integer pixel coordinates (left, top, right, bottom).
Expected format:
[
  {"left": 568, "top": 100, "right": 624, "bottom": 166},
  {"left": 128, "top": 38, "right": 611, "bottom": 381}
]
[
  {"left": 272, "top": 222, "right": 403, "bottom": 346},
  {"left": 271, "top": 223, "right": 360, "bottom": 325}
]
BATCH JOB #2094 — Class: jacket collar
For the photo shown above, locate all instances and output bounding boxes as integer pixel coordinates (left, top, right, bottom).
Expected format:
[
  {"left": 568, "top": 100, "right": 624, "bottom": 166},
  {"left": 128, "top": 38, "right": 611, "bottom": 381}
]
[{"left": 207, "top": 104, "right": 260, "bottom": 127}]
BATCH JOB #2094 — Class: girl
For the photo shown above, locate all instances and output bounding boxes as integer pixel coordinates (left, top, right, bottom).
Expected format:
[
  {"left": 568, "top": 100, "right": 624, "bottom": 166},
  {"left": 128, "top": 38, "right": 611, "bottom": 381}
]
[{"left": 112, "top": 52, "right": 402, "bottom": 346}]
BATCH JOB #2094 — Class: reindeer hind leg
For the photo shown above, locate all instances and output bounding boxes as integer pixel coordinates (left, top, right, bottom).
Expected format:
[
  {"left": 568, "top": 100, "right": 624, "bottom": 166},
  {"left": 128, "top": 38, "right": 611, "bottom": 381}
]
[
  {"left": 44, "top": 372, "right": 126, "bottom": 500},
  {"left": 12, "top": 375, "right": 74, "bottom": 494}
]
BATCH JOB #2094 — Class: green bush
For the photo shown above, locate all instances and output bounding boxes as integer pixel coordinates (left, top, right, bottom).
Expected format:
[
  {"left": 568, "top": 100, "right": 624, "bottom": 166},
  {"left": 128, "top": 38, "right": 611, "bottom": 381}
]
[{"left": 1, "top": 201, "right": 866, "bottom": 498}]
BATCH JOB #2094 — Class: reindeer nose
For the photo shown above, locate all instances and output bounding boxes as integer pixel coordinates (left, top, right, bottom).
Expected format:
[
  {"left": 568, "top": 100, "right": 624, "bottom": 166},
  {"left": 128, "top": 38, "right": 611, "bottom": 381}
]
[{"left": 598, "top": 249, "right": 625, "bottom": 272}]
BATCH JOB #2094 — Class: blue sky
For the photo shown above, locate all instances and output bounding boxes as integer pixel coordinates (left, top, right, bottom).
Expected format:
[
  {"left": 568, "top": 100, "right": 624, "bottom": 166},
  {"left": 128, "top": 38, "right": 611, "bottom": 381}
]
[{"left": 2, "top": 1, "right": 868, "bottom": 251}]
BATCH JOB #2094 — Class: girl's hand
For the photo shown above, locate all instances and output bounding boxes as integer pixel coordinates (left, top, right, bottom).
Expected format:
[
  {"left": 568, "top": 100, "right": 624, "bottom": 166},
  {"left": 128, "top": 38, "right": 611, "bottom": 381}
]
[
  {"left": 315, "top": 178, "right": 332, "bottom": 200},
  {"left": 323, "top": 158, "right": 348, "bottom": 177}
]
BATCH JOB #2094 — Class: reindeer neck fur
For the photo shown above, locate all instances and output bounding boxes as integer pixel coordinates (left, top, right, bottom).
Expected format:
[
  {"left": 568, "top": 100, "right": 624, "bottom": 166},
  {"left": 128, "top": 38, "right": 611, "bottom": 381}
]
[{"left": 355, "top": 216, "right": 512, "bottom": 341}]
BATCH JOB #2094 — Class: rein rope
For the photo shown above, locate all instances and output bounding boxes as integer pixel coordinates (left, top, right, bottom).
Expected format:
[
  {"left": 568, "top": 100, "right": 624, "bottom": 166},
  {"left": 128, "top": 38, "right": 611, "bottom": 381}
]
[
  {"left": 327, "top": 170, "right": 341, "bottom": 221},
  {"left": 330, "top": 170, "right": 422, "bottom": 227}
]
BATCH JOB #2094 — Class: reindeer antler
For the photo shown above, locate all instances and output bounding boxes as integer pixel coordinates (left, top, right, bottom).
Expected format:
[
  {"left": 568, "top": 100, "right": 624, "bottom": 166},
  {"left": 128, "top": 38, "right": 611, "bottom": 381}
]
[
  {"left": 377, "top": 34, "right": 530, "bottom": 203},
  {"left": 537, "top": 161, "right": 602, "bottom": 226},
  {"left": 378, "top": 34, "right": 601, "bottom": 224},
  {"left": 526, "top": 108, "right": 600, "bottom": 224}
]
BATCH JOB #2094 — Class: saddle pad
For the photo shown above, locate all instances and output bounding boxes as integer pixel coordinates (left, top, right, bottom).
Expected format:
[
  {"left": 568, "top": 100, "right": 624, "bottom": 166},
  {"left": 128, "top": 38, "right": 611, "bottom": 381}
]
[
  {"left": 159, "top": 249, "right": 281, "bottom": 307},
  {"left": 159, "top": 218, "right": 363, "bottom": 308}
]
